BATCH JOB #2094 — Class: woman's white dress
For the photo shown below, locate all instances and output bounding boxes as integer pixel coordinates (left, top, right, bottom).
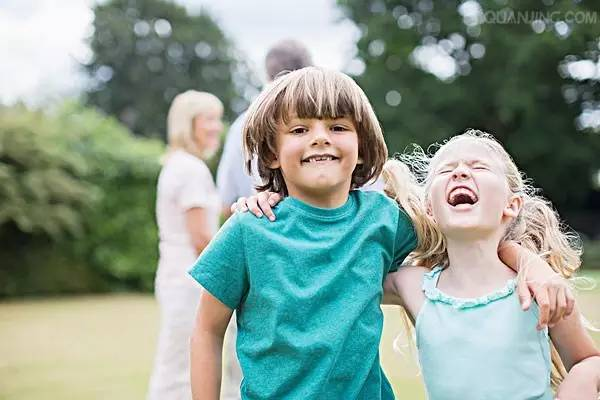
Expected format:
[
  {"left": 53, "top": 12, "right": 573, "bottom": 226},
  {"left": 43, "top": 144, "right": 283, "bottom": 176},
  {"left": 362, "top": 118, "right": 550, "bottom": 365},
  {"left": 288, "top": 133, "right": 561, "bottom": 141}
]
[{"left": 148, "top": 149, "right": 241, "bottom": 400}]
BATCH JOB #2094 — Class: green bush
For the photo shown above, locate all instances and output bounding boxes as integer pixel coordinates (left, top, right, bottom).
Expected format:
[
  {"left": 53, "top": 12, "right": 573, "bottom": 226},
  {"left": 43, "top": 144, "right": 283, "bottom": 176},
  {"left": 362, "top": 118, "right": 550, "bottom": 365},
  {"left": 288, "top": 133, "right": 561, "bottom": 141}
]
[
  {"left": 583, "top": 240, "right": 600, "bottom": 271},
  {"left": 0, "top": 103, "right": 164, "bottom": 296}
]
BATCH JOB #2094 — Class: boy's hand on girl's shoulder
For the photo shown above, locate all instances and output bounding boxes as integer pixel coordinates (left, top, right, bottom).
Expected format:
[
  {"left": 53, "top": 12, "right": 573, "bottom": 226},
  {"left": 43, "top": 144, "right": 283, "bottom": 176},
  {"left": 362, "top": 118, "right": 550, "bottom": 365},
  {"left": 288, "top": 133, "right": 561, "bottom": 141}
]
[
  {"left": 231, "top": 191, "right": 282, "bottom": 221},
  {"left": 499, "top": 240, "right": 575, "bottom": 330},
  {"left": 516, "top": 272, "right": 575, "bottom": 331}
]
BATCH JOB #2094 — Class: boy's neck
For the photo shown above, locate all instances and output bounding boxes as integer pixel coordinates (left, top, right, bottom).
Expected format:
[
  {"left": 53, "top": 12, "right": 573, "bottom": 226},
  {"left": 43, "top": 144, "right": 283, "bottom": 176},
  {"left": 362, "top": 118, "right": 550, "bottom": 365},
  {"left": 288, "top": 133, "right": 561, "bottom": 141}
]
[{"left": 287, "top": 187, "right": 350, "bottom": 209}]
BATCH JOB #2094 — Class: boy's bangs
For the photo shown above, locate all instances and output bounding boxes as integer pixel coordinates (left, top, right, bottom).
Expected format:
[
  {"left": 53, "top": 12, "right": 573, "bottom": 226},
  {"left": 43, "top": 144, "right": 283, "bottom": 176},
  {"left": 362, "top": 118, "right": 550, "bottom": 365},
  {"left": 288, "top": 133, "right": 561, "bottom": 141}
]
[{"left": 274, "top": 71, "right": 364, "bottom": 125}]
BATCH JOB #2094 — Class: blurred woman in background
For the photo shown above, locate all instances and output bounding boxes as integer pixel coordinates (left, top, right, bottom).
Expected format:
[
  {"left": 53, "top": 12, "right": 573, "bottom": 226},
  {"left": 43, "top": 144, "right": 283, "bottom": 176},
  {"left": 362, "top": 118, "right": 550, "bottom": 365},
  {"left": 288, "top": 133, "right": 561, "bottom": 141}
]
[{"left": 148, "top": 90, "right": 240, "bottom": 400}]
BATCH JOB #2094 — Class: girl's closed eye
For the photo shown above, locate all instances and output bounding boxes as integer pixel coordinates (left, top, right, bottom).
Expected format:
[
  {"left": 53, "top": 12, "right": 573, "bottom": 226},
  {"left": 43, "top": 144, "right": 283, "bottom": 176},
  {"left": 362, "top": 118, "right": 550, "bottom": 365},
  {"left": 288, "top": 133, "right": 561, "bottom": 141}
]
[
  {"left": 472, "top": 163, "right": 489, "bottom": 171},
  {"left": 437, "top": 165, "right": 454, "bottom": 175}
]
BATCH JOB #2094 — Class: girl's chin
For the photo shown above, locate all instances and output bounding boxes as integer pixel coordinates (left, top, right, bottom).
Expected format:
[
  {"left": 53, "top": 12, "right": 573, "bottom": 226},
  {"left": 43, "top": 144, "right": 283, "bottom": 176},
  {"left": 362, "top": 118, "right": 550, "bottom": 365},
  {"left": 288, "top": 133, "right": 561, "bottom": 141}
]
[{"left": 448, "top": 203, "right": 477, "bottom": 212}]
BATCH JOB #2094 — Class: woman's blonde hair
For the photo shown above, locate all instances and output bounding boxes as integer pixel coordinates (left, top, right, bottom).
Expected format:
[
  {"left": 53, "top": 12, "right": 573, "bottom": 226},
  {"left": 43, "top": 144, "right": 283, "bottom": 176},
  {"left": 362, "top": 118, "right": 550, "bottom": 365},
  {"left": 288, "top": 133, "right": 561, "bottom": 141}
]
[
  {"left": 383, "top": 129, "right": 583, "bottom": 388},
  {"left": 167, "top": 90, "right": 223, "bottom": 159},
  {"left": 243, "top": 66, "right": 388, "bottom": 195}
]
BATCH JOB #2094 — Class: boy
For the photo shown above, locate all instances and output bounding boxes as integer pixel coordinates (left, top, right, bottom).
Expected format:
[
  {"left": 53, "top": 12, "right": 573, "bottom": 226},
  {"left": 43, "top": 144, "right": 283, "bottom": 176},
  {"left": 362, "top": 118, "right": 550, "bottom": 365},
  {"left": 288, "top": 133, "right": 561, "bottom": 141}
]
[{"left": 189, "top": 67, "right": 415, "bottom": 399}]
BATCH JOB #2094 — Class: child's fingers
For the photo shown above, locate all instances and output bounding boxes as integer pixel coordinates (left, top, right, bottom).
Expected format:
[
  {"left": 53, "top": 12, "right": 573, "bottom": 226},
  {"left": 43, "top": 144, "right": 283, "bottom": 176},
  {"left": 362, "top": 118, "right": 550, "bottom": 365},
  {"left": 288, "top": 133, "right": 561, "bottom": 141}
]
[
  {"left": 549, "top": 287, "right": 567, "bottom": 327},
  {"left": 546, "top": 286, "right": 561, "bottom": 327},
  {"left": 535, "top": 286, "right": 550, "bottom": 330},
  {"left": 516, "top": 279, "right": 531, "bottom": 311},
  {"left": 268, "top": 192, "right": 282, "bottom": 206},
  {"left": 257, "top": 192, "right": 276, "bottom": 221},
  {"left": 231, "top": 197, "right": 248, "bottom": 213},
  {"left": 247, "top": 196, "right": 263, "bottom": 217},
  {"left": 565, "top": 287, "right": 575, "bottom": 317}
]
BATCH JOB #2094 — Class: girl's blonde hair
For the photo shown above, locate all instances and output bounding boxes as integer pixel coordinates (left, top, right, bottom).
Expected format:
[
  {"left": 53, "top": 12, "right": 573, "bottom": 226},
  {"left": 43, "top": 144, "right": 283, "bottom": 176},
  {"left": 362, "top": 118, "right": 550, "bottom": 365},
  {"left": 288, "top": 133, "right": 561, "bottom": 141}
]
[
  {"left": 243, "top": 66, "right": 388, "bottom": 195},
  {"left": 167, "top": 90, "right": 223, "bottom": 159},
  {"left": 383, "top": 129, "right": 583, "bottom": 388}
]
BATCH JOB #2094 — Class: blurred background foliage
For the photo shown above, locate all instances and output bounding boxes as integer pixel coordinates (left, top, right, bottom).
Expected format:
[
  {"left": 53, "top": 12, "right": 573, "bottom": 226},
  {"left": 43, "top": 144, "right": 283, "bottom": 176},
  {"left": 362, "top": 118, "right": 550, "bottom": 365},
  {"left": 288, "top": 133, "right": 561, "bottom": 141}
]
[
  {"left": 84, "top": 0, "right": 258, "bottom": 139},
  {"left": 1, "top": 0, "right": 600, "bottom": 298},
  {"left": 0, "top": 102, "right": 163, "bottom": 296},
  {"left": 339, "top": 0, "right": 600, "bottom": 227}
]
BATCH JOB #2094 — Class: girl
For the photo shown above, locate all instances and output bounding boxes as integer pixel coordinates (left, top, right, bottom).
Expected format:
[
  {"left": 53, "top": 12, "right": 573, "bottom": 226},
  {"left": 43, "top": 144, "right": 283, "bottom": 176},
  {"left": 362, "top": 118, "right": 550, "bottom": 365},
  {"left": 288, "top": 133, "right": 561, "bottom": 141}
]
[{"left": 383, "top": 130, "right": 600, "bottom": 399}]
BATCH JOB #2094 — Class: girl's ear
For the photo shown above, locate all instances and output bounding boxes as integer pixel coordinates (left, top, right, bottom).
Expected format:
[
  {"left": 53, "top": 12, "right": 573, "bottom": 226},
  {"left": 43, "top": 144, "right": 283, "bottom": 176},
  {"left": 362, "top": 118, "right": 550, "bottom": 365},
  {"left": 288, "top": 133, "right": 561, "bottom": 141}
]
[
  {"left": 425, "top": 198, "right": 435, "bottom": 219},
  {"left": 357, "top": 156, "right": 364, "bottom": 165},
  {"left": 503, "top": 194, "right": 523, "bottom": 219}
]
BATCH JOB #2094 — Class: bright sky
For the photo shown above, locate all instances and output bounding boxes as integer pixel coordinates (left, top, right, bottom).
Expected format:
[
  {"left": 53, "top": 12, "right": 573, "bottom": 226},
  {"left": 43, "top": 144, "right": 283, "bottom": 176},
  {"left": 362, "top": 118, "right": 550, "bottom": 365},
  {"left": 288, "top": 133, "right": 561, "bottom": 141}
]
[{"left": 0, "top": 0, "right": 359, "bottom": 106}]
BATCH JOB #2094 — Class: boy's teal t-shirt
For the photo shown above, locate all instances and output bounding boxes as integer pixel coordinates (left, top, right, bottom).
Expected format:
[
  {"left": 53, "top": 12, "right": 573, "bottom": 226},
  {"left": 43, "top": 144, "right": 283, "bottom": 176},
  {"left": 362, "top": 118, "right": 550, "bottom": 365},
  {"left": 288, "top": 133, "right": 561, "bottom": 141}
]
[{"left": 189, "top": 190, "right": 416, "bottom": 399}]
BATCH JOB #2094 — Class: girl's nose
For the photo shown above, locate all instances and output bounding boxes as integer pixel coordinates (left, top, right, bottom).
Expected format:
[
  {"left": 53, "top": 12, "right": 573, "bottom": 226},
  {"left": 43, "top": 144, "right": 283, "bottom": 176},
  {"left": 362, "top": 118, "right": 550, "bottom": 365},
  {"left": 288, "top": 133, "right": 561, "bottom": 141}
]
[{"left": 452, "top": 164, "right": 471, "bottom": 180}]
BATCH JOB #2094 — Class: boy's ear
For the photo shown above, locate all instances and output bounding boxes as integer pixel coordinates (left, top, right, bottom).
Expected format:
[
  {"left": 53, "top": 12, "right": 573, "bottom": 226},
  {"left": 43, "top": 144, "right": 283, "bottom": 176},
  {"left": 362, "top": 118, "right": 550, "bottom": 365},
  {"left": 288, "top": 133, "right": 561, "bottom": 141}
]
[
  {"left": 503, "top": 194, "right": 523, "bottom": 219},
  {"left": 269, "top": 156, "right": 280, "bottom": 169}
]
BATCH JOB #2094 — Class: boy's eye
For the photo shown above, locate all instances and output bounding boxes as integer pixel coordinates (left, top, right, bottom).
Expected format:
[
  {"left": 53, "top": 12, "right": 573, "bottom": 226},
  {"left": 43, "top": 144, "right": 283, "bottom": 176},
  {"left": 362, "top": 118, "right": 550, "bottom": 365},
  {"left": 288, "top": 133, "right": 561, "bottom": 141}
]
[{"left": 290, "top": 127, "right": 307, "bottom": 134}]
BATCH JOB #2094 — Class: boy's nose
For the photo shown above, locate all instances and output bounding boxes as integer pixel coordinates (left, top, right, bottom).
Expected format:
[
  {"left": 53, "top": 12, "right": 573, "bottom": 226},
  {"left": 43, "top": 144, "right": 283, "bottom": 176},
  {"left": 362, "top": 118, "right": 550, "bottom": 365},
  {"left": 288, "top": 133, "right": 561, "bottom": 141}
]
[{"left": 311, "top": 125, "right": 331, "bottom": 146}]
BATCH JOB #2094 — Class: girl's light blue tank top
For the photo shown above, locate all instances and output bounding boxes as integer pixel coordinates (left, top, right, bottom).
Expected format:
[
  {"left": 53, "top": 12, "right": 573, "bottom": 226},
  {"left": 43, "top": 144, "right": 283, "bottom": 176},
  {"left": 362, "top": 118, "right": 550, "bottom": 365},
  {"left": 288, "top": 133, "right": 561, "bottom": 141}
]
[{"left": 415, "top": 266, "right": 553, "bottom": 400}]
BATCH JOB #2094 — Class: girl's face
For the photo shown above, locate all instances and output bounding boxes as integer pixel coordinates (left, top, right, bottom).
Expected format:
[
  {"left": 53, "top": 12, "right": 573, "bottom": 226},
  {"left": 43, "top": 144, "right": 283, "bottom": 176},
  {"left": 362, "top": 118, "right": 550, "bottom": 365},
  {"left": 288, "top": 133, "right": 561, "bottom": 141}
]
[
  {"left": 270, "top": 116, "right": 359, "bottom": 199},
  {"left": 193, "top": 109, "right": 223, "bottom": 158},
  {"left": 427, "top": 139, "right": 521, "bottom": 240}
]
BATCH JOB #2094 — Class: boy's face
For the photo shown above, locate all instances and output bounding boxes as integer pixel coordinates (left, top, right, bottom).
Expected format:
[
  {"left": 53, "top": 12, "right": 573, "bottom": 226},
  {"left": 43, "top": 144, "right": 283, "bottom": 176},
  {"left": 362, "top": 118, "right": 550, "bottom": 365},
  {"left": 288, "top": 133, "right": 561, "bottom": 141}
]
[{"left": 270, "top": 116, "right": 359, "bottom": 200}]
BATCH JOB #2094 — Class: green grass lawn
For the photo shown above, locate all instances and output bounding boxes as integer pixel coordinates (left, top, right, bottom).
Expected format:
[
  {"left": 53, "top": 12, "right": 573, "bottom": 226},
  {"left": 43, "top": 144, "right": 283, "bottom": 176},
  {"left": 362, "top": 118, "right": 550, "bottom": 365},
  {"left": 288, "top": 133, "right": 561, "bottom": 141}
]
[{"left": 1, "top": 272, "right": 599, "bottom": 400}]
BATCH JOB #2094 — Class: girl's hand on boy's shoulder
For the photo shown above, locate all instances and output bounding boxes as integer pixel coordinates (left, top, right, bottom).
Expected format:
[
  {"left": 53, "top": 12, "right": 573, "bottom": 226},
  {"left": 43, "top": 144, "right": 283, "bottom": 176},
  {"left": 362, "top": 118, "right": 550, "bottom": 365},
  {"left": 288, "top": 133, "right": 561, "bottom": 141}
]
[{"left": 231, "top": 191, "right": 282, "bottom": 221}]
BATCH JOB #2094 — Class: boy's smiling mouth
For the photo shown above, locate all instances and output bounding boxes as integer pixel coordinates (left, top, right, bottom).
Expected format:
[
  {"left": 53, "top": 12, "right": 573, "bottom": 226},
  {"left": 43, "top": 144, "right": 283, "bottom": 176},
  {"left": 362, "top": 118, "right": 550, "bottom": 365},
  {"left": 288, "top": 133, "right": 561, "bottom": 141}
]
[{"left": 301, "top": 153, "right": 340, "bottom": 164}]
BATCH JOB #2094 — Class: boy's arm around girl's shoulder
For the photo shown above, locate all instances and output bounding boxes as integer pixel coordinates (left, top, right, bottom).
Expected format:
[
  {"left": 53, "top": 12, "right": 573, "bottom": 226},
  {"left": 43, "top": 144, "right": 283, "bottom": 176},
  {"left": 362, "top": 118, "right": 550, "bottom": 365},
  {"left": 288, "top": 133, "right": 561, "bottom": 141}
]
[{"left": 383, "top": 266, "right": 428, "bottom": 323}]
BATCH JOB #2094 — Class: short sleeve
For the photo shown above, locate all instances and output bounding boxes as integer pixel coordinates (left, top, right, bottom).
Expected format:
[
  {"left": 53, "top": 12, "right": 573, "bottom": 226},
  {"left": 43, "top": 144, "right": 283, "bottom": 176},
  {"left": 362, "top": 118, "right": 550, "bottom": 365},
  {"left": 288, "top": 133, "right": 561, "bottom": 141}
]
[
  {"left": 390, "top": 208, "right": 417, "bottom": 273},
  {"left": 188, "top": 215, "right": 248, "bottom": 309},
  {"left": 178, "top": 168, "right": 211, "bottom": 210}
]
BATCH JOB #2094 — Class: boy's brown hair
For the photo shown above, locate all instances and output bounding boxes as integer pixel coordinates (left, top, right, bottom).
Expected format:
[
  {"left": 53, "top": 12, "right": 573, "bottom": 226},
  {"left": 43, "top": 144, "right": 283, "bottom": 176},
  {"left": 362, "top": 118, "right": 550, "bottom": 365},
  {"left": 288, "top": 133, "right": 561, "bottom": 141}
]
[{"left": 243, "top": 67, "right": 388, "bottom": 195}]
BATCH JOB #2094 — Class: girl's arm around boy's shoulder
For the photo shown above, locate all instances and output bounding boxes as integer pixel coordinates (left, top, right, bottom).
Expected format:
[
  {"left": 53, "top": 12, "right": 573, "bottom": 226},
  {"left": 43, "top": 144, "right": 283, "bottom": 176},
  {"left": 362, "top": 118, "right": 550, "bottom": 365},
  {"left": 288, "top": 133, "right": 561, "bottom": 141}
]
[
  {"left": 383, "top": 266, "right": 428, "bottom": 322},
  {"left": 372, "top": 189, "right": 418, "bottom": 269},
  {"left": 551, "top": 305, "right": 600, "bottom": 399}
]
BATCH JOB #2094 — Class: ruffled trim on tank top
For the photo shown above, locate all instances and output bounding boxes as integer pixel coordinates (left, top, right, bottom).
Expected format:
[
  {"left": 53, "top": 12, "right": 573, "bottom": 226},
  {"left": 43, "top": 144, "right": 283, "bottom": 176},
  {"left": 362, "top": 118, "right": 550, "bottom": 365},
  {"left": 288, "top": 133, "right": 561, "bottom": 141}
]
[{"left": 423, "top": 266, "right": 517, "bottom": 309}]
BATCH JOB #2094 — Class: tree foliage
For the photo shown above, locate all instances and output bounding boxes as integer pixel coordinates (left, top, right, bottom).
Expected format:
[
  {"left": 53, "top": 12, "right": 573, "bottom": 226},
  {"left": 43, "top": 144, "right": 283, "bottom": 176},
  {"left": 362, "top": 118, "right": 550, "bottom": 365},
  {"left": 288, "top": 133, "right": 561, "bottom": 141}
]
[
  {"left": 0, "top": 106, "right": 98, "bottom": 239},
  {"left": 0, "top": 103, "right": 164, "bottom": 296},
  {"left": 84, "top": 0, "right": 255, "bottom": 139},
  {"left": 338, "top": 0, "right": 600, "bottom": 218}
]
